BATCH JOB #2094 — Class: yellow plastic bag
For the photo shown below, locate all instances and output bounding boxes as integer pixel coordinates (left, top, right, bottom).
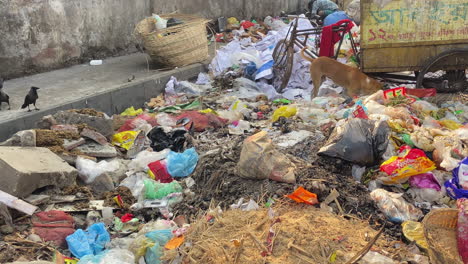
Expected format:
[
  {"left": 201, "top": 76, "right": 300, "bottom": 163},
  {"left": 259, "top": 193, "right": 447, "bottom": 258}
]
[
  {"left": 271, "top": 106, "right": 297, "bottom": 122},
  {"left": 401, "top": 221, "right": 428, "bottom": 250},
  {"left": 227, "top": 17, "right": 240, "bottom": 25},
  {"left": 112, "top": 131, "right": 139, "bottom": 150},
  {"left": 199, "top": 108, "right": 218, "bottom": 115},
  {"left": 121, "top": 106, "right": 143, "bottom": 116},
  {"left": 439, "top": 119, "right": 462, "bottom": 130}
]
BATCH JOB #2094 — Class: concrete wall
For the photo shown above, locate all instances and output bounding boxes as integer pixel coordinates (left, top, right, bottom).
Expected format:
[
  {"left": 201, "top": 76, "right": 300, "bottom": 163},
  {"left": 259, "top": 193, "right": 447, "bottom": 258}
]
[{"left": 0, "top": 0, "right": 305, "bottom": 79}]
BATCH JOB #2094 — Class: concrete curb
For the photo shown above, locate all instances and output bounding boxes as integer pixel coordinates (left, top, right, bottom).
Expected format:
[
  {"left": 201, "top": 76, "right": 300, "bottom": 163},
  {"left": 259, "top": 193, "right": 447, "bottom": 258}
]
[{"left": 0, "top": 63, "right": 206, "bottom": 141}]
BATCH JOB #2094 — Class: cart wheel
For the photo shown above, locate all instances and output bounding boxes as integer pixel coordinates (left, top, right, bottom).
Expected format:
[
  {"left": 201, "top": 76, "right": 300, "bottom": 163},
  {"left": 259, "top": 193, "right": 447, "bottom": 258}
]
[
  {"left": 416, "top": 48, "right": 468, "bottom": 93},
  {"left": 273, "top": 39, "right": 294, "bottom": 92}
]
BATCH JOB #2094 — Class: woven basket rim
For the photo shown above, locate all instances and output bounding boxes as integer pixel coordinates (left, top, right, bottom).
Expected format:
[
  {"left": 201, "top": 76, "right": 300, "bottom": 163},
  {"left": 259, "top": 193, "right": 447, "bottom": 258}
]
[{"left": 136, "top": 14, "right": 210, "bottom": 37}]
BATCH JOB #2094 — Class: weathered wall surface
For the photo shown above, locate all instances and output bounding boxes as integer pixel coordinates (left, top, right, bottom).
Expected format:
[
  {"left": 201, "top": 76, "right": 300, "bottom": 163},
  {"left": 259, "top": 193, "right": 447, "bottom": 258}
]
[
  {"left": 0, "top": 0, "right": 151, "bottom": 79},
  {"left": 0, "top": 0, "right": 305, "bottom": 79},
  {"left": 152, "top": 0, "right": 305, "bottom": 19}
]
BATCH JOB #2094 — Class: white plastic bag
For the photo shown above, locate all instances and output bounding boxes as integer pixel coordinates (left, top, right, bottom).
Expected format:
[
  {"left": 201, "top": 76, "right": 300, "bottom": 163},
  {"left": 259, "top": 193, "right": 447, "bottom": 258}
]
[
  {"left": 76, "top": 157, "right": 121, "bottom": 184},
  {"left": 153, "top": 14, "right": 168, "bottom": 30},
  {"left": 127, "top": 149, "right": 170, "bottom": 174},
  {"left": 370, "top": 188, "right": 423, "bottom": 223}
]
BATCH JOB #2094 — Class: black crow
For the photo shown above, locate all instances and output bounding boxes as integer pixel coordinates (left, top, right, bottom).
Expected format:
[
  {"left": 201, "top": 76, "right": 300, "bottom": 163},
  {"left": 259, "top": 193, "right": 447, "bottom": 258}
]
[
  {"left": 21, "top": 86, "right": 40, "bottom": 112},
  {"left": 0, "top": 78, "right": 10, "bottom": 110}
]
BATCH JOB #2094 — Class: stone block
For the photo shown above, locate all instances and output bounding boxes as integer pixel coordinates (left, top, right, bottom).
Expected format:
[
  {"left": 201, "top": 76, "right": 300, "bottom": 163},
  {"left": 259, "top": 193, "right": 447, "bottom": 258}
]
[
  {"left": 51, "top": 124, "right": 79, "bottom": 134},
  {"left": 75, "top": 142, "right": 117, "bottom": 158},
  {"left": 91, "top": 173, "right": 115, "bottom": 197},
  {"left": 63, "top": 138, "right": 86, "bottom": 151},
  {"left": 53, "top": 111, "right": 113, "bottom": 138},
  {"left": 0, "top": 147, "right": 78, "bottom": 197},
  {"left": 0, "top": 130, "right": 36, "bottom": 147},
  {"left": 81, "top": 128, "right": 108, "bottom": 145}
]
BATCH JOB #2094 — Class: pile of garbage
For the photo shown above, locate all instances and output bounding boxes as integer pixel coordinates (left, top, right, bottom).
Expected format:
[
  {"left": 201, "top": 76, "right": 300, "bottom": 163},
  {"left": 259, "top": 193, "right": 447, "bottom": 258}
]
[{"left": 0, "top": 15, "right": 467, "bottom": 264}]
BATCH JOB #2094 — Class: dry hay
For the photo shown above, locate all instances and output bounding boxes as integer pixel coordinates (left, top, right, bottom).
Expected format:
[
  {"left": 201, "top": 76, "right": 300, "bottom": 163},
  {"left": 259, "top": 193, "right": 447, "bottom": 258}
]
[
  {"left": 166, "top": 203, "right": 409, "bottom": 264},
  {"left": 69, "top": 108, "right": 105, "bottom": 117}
]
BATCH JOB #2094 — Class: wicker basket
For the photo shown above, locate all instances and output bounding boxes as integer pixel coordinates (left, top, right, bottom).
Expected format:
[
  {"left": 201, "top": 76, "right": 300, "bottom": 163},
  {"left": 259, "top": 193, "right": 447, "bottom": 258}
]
[
  {"left": 422, "top": 208, "right": 463, "bottom": 264},
  {"left": 135, "top": 14, "right": 209, "bottom": 67}
]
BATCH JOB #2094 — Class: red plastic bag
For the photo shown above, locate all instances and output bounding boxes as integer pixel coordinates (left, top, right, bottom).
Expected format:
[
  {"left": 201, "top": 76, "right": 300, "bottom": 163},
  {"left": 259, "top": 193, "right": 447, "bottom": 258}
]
[
  {"left": 176, "top": 111, "right": 227, "bottom": 132},
  {"left": 118, "top": 114, "right": 158, "bottom": 132},
  {"left": 286, "top": 187, "right": 318, "bottom": 205},
  {"left": 380, "top": 146, "right": 436, "bottom": 183},
  {"left": 121, "top": 213, "right": 134, "bottom": 223},
  {"left": 32, "top": 211, "right": 75, "bottom": 247},
  {"left": 148, "top": 160, "right": 173, "bottom": 183},
  {"left": 405, "top": 88, "right": 436, "bottom": 98}
]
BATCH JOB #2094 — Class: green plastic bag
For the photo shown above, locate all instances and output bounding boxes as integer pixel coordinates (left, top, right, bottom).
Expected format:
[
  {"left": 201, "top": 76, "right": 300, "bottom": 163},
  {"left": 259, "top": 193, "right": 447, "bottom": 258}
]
[{"left": 144, "top": 179, "right": 183, "bottom": 200}]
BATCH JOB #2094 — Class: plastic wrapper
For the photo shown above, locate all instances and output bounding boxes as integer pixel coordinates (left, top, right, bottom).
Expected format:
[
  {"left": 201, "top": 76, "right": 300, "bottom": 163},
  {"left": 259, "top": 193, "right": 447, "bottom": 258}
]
[
  {"left": 445, "top": 158, "right": 468, "bottom": 199},
  {"left": 66, "top": 223, "right": 110, "bottom": 258},
  {"left": 296, "top": 107, "right": 330, "bottom": 124},
  {"left": 370, "top": 188, "right": 423, "bottom": 223},
  {"left": 129, "top": 235, "right": 155, "bottom": 262},
  {"left": 166, "top": 148, "right": 199, "bottom": 177},
  {"left": 144, "top": 179, "right": 183, "bottom": 200},
  {"left": 271, "top": 106, "right": 297, "bottom": 122},
  {"left": 77, "top": 249, "right": 135, "bottom": 264},
  {"left": 76, "top": 157, "right": 121, "bottom": 184},
  {"left": 365, "top": 100, "right": 387, "bottom": 115},
  {"left": 112, "top": 131, "right": 139, "bottom": 150},
  {"left": 380, "top": 146, "right": 436, "bottom": 183},
  {"left": 318, "top": 119, "right": 390, "bottom": 166},
  {"left": 286, "top": 187, "right": 318, "bottom": 205},
  {"left": 457, "top": 198, "right": 468, "bottom": 263},
  {"left": 237, "top": 131, "right": 296, "bottom": 183}
]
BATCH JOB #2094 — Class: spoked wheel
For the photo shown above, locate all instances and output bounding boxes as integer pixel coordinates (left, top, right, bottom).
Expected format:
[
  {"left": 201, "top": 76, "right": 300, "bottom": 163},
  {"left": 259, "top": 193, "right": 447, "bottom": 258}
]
[
  {"left": 416, "top": 49, "right": 468, "bottom": 93},
  {"left": 273, "top": 39, "right": 294, "bottom": 93}
]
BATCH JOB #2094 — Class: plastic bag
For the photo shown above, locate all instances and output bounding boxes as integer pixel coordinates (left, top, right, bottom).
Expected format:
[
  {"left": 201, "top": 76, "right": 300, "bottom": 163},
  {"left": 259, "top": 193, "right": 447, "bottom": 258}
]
[
  {"left": 175, "top": 111, "right": 227, "bottom": 132},
  {"left": 271, "top": 106, "right": 297, "bottom": 122},
  {"left": 145, "top": 230, "right": 173, "bottom": 264},
  {"left": 147, "top": 127, "right": 187, "bottom": 152},
  {"left": 77, "top": 249, "right": 135, "bottom": 264},
  {"left": 127, "top": 149, "right": 169, "bottom": 174},
  {"left": 118, "top": 114, "right": 157, "bottom": 132},
  {"left": 318, "top": 119, "right": 390, "bottom": 166},
  {"left": 76, "top": 157, "right": 121, "bottom": 184},
  {"left": 370, "top": 188, "right": 423, "bottom": 223},
  {"left": 153, "top": 14, "right": 168, "bottom": 30},
  {"left": 112, "top": 131, "right": 139, "bottom": 150},
  {"left": 409, "top": 173, "right": 441, "bottom": 191},
  {"left": 166, "top": 148, "right": 199, "bottom": 177},
  {"left": 148, "top": 160, "right": 173, "bottom": 183},
  {"left": 121, "top": 106, "right": 143, "bottom": 116},
  {"left": 445, "top": 158, "right": 468, "bottom": 199},
  {"left": 401, "top": 221, "right": 428, "bottom": 250},
  {"left": 66, "top": 223, "right": 110, "bottom": 258},
  {"left": 380, "top": 146, "right": 436, "bottom": 183},
  {"left": 237, "top": 131, "right": 296, "bottom": 183},
  {"left": 286, "top": 187, "right": 318, "bottom": 205},
  {"left": 144, "top": 179, "right": 183, "bottom": 200},
  {"left": 155, "top": 113, "right": 177, "bottom": 127}
]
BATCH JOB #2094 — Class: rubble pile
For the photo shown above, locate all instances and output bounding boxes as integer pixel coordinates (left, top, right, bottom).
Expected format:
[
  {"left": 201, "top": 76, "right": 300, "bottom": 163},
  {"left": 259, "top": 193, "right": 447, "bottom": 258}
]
[{"left": 0, "top": 15, "right": 467, "bottom": 264}]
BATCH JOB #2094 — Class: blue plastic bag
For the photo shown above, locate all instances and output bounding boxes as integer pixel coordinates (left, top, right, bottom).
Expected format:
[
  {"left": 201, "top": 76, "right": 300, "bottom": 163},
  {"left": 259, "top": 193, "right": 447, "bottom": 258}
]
[
  {"left": 66, "top": 229, "right": 93, "bottom": 258},
  {"left": 145, "top": 230, "right": 173, "bottom": 264},
  {"left": 445, "top": 157, "right": 468, "bottom": 199},
  {"left": 166, "top": 148, "right": 199, "bottom": 177},
  {"left": 66, "top": 223, "right": 111, "bottom": 258}
]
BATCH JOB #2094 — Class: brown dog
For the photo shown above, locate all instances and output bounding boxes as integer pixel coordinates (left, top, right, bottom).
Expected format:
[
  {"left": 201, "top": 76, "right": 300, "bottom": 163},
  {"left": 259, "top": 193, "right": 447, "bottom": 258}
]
[{"left": 300, "top": 48, "right": 383, "bottom": 99}]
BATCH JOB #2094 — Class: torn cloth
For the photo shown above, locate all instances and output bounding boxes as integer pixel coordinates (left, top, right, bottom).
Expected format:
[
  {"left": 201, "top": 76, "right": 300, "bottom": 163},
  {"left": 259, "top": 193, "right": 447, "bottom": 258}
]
[{"left": 319, "top": 19, "right": 354, "bottom": 57}]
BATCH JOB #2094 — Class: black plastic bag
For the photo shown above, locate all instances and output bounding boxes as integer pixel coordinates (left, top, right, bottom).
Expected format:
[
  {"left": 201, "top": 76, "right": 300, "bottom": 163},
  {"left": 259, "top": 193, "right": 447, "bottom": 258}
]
[
  {"left": 318, "top": 119, "right": 390, "bottom": 166},
  {"left": 147, "top": 126, "right": 187, "bottom": 152}
]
